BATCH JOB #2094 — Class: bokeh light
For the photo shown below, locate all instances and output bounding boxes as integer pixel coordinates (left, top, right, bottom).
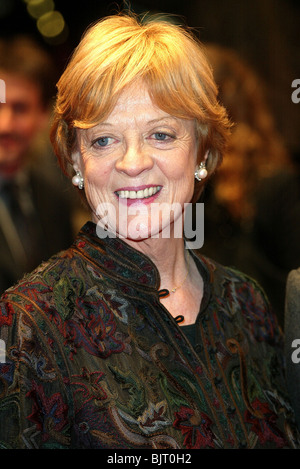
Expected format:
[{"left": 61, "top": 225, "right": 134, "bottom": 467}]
[
  {"left": 36, "top": 10, "right": 69, "bottom": 44},
  {"left": 37, "top": 10, "right": 65, "bottom": 37},
  {"left": 27, "top": 0, "right": 55, "bottom": 20}
]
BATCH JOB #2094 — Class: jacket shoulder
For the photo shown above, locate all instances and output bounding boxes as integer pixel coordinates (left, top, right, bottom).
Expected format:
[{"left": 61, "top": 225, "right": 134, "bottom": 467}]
[
  {"left": 198, "top": 253, "right": 280, "bottom": 343},
  {"left": 0, "top": 248, "right": 79, "bottom": 321}
]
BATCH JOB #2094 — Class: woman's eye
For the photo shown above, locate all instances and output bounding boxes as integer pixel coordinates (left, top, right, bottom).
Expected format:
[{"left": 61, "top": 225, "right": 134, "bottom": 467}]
[
  {"left": 93, "top": 137, "right": 112, "bottom": 147},
  {"left": 154, "top": 132, "right": 168, "bottom": 140},
  {"left": 152, "top": 132, "right": 174, "bottom": 142}
]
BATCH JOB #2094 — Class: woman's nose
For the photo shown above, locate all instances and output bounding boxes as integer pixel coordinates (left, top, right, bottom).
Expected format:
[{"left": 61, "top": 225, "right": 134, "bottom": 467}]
[{"left": 115, "top": 142, "right": 154, "bottom": 177}]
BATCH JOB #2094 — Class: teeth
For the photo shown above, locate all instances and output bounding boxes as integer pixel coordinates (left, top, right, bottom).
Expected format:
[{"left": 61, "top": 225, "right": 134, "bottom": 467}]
[{"left": 117, "top": 186, "right": 161, "bottom": 199}]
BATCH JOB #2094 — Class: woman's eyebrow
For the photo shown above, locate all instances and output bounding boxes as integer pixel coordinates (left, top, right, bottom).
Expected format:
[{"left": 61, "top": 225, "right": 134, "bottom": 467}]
[
  {"left": 147, "top": 116, "right": 178, "bottom": 125},
  {"left": 92, "top": 122, "right": 114, "bottom": 128},
  {"left": 89, "top": 116, "right": 179, "bottom": 130}
]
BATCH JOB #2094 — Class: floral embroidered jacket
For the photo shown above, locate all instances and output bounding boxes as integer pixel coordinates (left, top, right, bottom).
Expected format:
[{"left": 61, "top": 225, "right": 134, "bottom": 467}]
[{"left": 0, "top": 222, "right": 298, "bottom": 449}]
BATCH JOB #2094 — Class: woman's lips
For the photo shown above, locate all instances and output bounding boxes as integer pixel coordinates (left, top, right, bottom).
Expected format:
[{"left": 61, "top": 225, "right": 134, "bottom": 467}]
[{"left": 115, "top": 185, "right": 162, "bottom": 205}]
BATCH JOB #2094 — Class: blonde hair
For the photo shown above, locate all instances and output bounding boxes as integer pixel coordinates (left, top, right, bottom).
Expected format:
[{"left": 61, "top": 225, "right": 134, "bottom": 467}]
[{"left": 50, "top": 13, "right": 231, "bottom": 201}]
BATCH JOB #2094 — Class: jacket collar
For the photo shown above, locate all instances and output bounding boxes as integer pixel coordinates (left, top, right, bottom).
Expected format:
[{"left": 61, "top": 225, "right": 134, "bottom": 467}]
[
  {"left": 73, "top": 221, "right": 212, "bottom": 311},
  {"left": 73, "top": 221, "right": 161, "bottom": 291}
]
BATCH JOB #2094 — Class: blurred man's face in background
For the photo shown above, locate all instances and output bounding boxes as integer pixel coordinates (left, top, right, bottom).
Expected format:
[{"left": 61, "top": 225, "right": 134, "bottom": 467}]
[{"left": 0, "top": 71, "right": 48, "bottom": 176}]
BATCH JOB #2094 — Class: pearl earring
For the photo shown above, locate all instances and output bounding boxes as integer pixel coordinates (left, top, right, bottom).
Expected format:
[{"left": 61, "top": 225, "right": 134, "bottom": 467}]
[
  {"left": 72, "top": 168, "right": 84, "bottom": 190},
  {"left": 195, "top": 161, "right": 208, "bottom": 182}
]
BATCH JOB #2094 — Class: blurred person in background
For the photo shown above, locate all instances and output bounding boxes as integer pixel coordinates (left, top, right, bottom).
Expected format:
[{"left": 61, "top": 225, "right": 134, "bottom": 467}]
[
  {"left": 0, "top": 36, "right": 77, "bottom": 293},
  {"left": 201, "top": 44, "right": 300, "bottom": 328}
]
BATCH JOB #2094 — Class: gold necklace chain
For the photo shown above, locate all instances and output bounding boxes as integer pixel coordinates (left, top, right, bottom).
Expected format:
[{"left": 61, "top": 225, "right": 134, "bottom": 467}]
[{"left": 171, "top": 252, "right": 190, "bottom": 293}]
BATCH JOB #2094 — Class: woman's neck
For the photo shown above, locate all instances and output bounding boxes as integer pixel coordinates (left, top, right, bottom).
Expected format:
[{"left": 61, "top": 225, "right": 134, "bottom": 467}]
[
  {"left": 125, "top": 234, "right": 203, "bottom": 325},
  {"left": 125, "top": 235, "right": 188, "bottom": 293}
]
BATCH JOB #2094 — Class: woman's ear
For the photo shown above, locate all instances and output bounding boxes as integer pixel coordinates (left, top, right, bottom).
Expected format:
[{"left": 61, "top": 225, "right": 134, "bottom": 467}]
[
  {"left": 71, "top": 151, "right": 84, "bottom": 190},
  {"left": 203, "top": 149, "right": 209, "bottom": 163},
  {"left": 195, "top": 150, "right": 209, "bottom": 171},
  {"left": 71, "top": 150, "right": 83, "bottom": 172}
]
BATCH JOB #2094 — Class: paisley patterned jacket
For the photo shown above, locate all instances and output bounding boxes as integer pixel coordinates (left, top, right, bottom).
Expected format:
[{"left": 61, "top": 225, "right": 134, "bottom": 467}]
[{"left": 0, "top": 222, "right": 298, "bottom": 449}]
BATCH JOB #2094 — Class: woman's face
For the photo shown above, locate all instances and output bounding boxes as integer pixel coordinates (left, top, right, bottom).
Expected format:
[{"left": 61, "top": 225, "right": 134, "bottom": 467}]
[{"left": 74, "top": 82, "right": 198, "bottom": 241}]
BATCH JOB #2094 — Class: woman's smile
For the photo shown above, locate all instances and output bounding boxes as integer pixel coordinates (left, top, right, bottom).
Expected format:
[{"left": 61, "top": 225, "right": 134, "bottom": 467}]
[{"left": 115, "top": 184, "right": 162, "bottom": 205}]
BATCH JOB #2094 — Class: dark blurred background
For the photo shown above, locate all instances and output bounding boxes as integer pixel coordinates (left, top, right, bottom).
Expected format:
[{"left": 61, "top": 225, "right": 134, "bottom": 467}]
[{"left": 0, "top": 0, "right": 299, "bottom": 160}]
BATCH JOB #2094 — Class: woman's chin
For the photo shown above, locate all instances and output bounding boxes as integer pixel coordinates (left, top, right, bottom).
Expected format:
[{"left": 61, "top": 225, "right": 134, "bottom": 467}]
[{"left": 119, "top": 223, "right": 158, "bottom": 241}]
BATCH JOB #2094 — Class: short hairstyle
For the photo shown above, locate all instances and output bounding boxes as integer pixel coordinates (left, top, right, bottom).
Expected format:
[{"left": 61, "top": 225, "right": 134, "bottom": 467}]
[
  {"left": 0, "top": 36, "right": 57, "bottom": 108},
  {"left": 50, "top": 13, "right": 231, "bottom": 201}
]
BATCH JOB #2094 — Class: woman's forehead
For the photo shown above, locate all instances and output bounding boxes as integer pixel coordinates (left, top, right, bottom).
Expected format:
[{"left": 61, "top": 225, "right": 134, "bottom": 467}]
[
  {"left": 106, "top": 83, "right": 155, "bottom": 114},
  {"left": 79, "top": 83, "right": 192, "bottom": 130}
]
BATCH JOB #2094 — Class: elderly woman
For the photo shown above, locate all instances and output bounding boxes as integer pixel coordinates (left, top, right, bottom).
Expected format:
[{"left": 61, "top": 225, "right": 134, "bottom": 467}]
[{"left": 0, "top": 14, "right": 298, "bottom": 449}]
